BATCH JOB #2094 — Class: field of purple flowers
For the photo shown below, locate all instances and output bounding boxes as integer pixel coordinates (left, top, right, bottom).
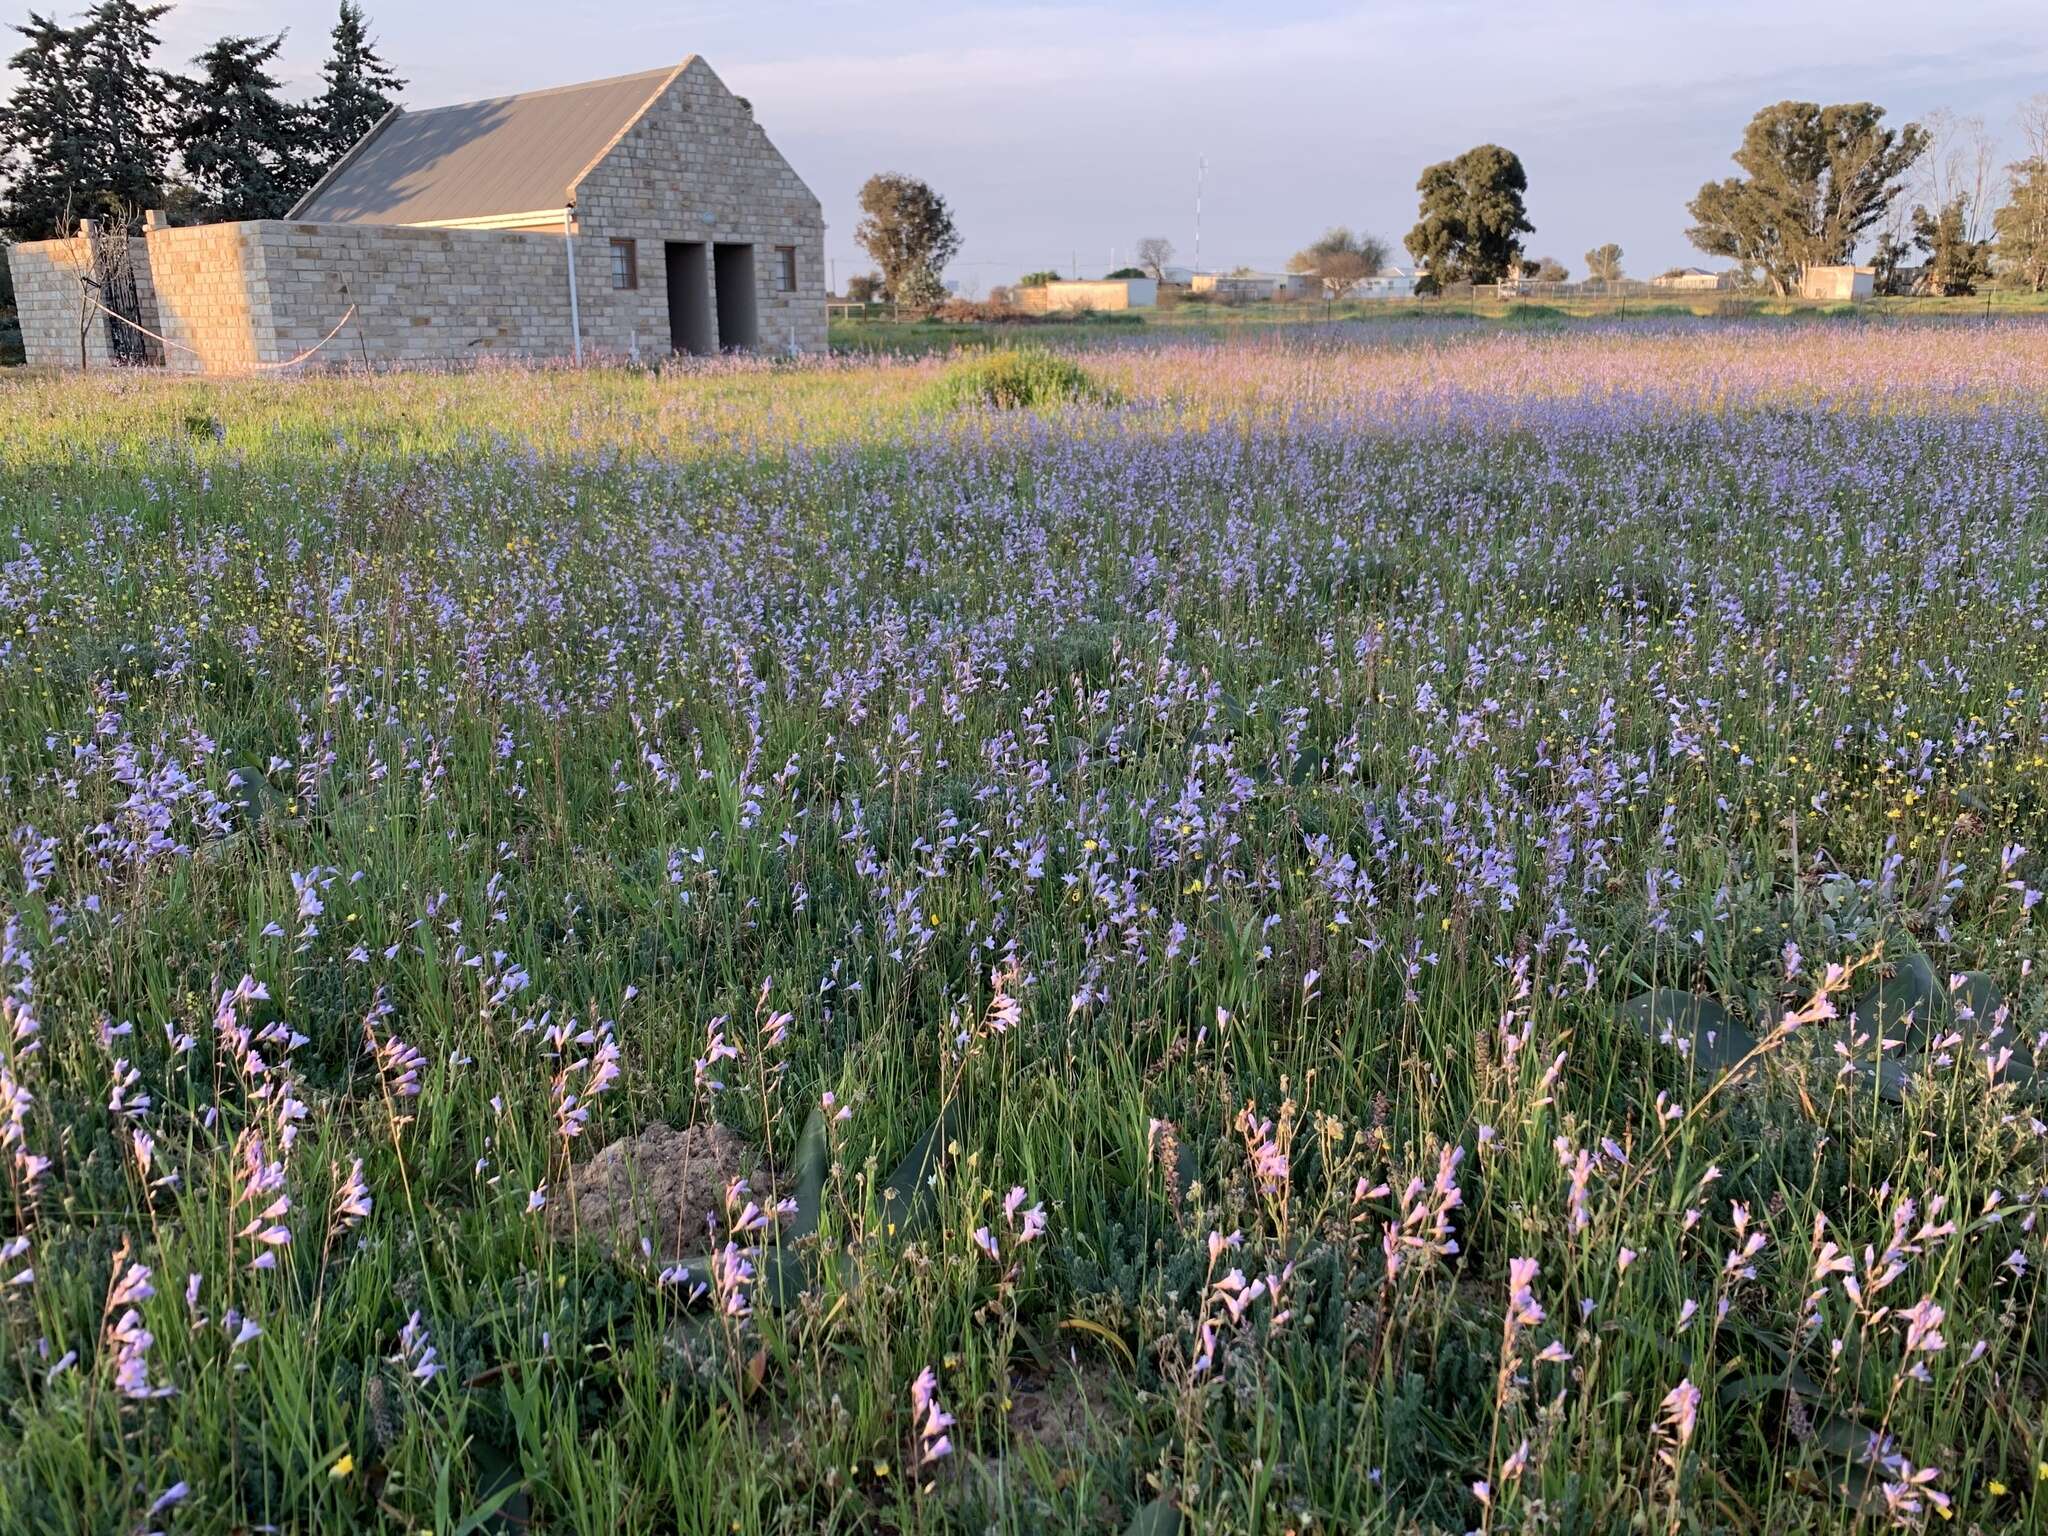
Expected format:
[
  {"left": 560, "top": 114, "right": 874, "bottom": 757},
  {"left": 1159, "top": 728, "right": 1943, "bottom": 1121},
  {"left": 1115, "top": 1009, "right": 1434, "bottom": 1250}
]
[{"left": 3, "top": 320, "right": 2048, "bottom": 1534}]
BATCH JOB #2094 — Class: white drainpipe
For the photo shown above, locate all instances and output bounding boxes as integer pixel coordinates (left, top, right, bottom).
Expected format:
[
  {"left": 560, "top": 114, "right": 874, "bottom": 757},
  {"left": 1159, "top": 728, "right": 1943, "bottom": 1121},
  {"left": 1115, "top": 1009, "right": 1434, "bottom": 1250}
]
[{"left": 563, "top": 207, "right": 583, "bottom": 364}]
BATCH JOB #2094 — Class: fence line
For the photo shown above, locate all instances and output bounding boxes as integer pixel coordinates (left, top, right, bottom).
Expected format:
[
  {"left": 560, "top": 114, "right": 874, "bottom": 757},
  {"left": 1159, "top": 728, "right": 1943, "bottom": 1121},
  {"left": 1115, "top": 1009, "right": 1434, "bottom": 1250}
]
[{"left": 829, "top": 279, "right": 2027, "bottom": 329}]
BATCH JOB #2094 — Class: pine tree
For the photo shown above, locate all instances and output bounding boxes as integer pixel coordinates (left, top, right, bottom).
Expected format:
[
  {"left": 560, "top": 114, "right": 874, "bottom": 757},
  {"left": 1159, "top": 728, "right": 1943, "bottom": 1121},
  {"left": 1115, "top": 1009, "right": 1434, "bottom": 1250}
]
[
  {"left": 76, "top": 2, "right": 178, "bottom": 223},
  {"left": 0, "top": 14, "right": 95, "bottom": 240},
  {"left": 311, "top": 4, "right": 406, "bottom": 170},
  {"left": 173, "top": 33, "right": 309, "bottom": 222},
  {"left": 1, "top": 6, "right": 180, "bottom": 240}
]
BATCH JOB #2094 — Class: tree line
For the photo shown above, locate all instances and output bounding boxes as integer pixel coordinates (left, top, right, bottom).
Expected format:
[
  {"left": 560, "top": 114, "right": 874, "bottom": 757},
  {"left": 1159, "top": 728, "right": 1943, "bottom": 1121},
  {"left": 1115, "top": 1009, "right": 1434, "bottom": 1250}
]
[
  {"left": 1291, "top": 99, "right": 2048, "bottom": 298},
  {"left": 0, "top": 1, "right": 405, "bottom": 243},
  {"left": 850, "top": 96, "right": 2048, "bottom": 306}
]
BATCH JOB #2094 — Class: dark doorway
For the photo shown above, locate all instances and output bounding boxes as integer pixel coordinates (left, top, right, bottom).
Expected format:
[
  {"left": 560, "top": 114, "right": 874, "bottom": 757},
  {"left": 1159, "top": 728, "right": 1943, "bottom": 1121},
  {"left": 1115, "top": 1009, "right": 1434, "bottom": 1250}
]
[
  {"left": 664, "top": 241, "right": 712, "bottom": 356},
  {"left": 712, "top": 243, "right": 758, "bottom": 351}
]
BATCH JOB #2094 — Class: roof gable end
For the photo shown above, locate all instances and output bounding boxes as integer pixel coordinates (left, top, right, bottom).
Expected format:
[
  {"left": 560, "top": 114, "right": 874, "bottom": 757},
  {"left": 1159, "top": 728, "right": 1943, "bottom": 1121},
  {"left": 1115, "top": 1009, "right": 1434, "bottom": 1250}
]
[
  {"left": 571, "top": 56, "right": 821, "bottom": 218},
  {"left": 566, "top": 58, "right": 694, "bottom": 204}
]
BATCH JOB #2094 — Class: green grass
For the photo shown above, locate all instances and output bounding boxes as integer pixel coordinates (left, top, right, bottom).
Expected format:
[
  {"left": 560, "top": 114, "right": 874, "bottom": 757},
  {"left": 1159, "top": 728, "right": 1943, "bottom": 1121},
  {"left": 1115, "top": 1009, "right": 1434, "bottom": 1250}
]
[
  {"left": 831, "top": 312, "right": 1145, "bottom": 357},
  {"left": 1, "top": 328, "right": 2046, "bottom": 1534}
]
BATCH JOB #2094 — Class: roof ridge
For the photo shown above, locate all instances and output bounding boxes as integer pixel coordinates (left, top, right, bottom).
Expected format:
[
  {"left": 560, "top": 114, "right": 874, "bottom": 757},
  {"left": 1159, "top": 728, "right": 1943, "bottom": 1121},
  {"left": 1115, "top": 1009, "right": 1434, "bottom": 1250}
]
[{"left": 408, "top": 63, "right": 684, "bottom": 117}]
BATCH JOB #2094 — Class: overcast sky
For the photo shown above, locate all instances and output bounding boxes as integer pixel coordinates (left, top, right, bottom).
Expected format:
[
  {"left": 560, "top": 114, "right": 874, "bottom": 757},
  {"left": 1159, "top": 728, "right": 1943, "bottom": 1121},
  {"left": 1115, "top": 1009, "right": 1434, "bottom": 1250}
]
[{"left": 11, "top": 1, "right": 2048, "bottom": 284}]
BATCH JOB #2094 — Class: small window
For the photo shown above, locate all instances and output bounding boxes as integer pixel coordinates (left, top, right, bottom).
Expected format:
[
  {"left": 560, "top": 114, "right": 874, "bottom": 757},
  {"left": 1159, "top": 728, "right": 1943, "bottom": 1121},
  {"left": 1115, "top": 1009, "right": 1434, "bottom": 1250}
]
[
  {"left": 609, "top": 238, "right": 637, "bottom": 290},
  {"left": 775, "top": 245, "right": 797, "bottom": 292}
]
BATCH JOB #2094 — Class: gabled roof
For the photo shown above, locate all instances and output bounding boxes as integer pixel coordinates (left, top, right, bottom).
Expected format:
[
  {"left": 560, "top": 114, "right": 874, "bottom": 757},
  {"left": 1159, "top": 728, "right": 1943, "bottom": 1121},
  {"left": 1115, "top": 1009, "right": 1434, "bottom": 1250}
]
[{"left": 290, "top": 63, "right": 687, "bottom": 225}]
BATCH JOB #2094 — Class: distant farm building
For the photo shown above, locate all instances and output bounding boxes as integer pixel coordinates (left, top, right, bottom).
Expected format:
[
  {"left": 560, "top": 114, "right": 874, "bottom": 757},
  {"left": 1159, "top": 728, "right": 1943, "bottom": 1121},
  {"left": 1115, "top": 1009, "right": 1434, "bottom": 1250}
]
[
  {"left": 1192, "top": 271, "right": 1319, "bottom": 302},
  {"left": 1798, "top": 265, "right": 1875, "bottom": 302},
  {"left": 1650, "top": 267, "right": 1738, "bottom": 291},
  {"left": 1016, "top": 278, "right": 1157, "bottom": 312},
  {"left": 1353, "top": 267, "right": 1421, "bottom": 299},
  {"left": 5, "top": 58, "right": 824, "bottom": 371}
]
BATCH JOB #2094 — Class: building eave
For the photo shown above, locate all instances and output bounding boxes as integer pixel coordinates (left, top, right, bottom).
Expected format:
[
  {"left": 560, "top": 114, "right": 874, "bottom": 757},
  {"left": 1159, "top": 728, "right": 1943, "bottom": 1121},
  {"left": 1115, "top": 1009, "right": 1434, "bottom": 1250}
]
[{"left": 402, "top": 208, "right": 571, "bottom": 232}]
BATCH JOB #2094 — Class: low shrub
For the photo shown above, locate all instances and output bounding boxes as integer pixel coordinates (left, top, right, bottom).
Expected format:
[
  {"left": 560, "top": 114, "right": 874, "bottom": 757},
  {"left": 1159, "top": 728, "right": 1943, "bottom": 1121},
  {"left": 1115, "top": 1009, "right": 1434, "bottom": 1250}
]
[
  {"left": 920, "top": 348, "right": 1117, "bottom": 411},
  {"left": 932, "top": 299, "right": 1024, "bottom": 324}
]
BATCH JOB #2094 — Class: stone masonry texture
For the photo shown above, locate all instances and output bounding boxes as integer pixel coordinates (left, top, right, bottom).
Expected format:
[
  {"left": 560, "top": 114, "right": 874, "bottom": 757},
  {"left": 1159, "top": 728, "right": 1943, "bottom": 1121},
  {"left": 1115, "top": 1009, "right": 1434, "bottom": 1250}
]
[{"left": 11, "top": 235, "right": 160, "bottom": 368}]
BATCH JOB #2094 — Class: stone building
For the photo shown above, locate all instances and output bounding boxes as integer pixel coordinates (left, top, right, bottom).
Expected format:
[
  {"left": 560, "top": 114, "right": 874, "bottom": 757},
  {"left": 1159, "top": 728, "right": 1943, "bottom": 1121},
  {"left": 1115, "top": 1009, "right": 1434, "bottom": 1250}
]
[{"left": 4, "top": 57, "right": 825, "bottom": 371}]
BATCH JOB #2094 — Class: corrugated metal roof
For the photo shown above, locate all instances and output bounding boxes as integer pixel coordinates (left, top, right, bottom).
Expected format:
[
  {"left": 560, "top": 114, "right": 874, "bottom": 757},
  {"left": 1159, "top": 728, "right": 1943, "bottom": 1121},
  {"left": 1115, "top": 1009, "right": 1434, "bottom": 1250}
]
[{"left": 292, "top": 64, "right": 682, "bottom": 225}]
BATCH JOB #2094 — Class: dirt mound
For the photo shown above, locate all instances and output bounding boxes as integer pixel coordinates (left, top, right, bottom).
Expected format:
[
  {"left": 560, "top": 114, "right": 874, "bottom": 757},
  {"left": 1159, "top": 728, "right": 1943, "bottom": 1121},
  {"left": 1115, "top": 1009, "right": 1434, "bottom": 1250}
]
[
  {"left": 550, "top": 1121, "right": 759, "bottom": 1261},
  {"left": 957, "top": 1362, "right": 1124, "bottom": 1516}
]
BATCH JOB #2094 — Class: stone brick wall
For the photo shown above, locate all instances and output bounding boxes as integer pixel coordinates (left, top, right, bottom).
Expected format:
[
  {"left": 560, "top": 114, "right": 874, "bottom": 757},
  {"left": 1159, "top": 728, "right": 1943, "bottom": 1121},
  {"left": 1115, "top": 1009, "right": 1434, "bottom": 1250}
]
[
  {"left": 145, "top": 223, "right": 263, "bottom": 370},
  {"left": 9, "top": 234, "right": 160, "bottom": 368},
  {"left": 250, "top": 223, "right": 573, "bottom": 369},
  {"left": 11, "top": 237, "right": 96, "bottom": 367},
  {"left": 570, "top": 56, "right": 827, "bottom": 356},
  {"left": 142, "top": 220, "right": 577, "bottom": 373}
]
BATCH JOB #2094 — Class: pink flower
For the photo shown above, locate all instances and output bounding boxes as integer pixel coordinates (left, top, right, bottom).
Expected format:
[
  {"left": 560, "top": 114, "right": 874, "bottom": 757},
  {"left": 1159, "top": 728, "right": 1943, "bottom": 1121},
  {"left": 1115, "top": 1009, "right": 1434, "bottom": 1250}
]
[
  {"left": 1506, "top": 1255, "right": 1545, "bottom": 1333},
  {"left": 1003, "top": 1185, "right": 1047, "bottom": 1243},
  {"left": 911, "top": 1365, "right": 954, "bottom": 1464},
  {"left": 109, "top": 1261, "right": 156, "bottom": 1309},
  {"left": 1660, "top": 1378, "right": 1701, "bottom": 1446}
]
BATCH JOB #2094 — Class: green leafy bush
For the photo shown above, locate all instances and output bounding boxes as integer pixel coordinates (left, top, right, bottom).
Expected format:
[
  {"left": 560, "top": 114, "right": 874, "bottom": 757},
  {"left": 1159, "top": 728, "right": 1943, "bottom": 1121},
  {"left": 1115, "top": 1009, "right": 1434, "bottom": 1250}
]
[{"left": 920, "top": 348, "right": 1116, "bottom": 411}]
